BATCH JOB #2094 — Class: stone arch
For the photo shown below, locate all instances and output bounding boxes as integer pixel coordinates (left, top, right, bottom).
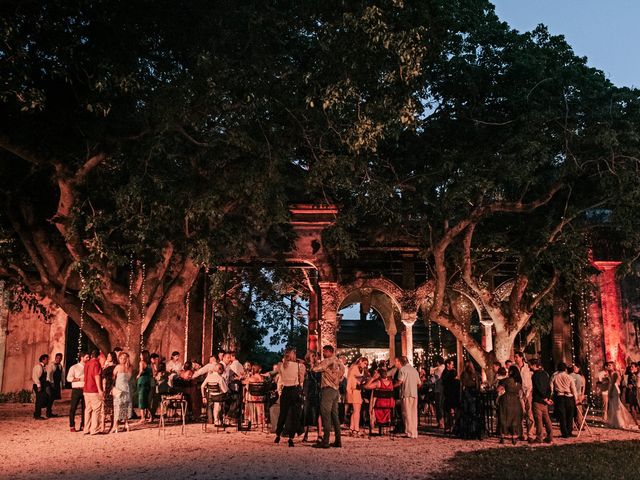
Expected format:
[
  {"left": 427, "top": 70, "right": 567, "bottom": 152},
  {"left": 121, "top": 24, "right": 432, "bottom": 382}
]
[
  {"left": 337, "top": 277, "right": 405, "bottom": 316},
  {"left": 493, "top": 279, "right": 515, "bottom": 302}
]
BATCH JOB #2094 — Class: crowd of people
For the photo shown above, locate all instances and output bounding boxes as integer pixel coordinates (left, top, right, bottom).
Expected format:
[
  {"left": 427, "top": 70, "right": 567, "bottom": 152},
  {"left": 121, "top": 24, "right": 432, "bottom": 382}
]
[{"left": 30, "top": 345, "right": 640, "bottom": 444}]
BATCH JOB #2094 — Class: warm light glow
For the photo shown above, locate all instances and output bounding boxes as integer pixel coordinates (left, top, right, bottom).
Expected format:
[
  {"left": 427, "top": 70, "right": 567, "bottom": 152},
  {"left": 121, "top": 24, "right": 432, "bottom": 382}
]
[{"left": 592, "top": 261, "right": 626, "bottom": 368}]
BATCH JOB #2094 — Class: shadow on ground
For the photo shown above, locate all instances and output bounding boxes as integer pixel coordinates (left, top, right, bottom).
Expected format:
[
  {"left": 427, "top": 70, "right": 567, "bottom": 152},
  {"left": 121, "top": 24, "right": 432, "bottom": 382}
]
[{"left": 431, "top": 440, "right": 640, "bottom": 479}]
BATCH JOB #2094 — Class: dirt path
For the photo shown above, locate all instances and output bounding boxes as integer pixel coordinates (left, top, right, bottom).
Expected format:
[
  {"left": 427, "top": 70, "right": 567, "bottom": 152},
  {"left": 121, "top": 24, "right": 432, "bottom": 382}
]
[{"left": 1, "top": 402, "right": 638, "bottom": 480}]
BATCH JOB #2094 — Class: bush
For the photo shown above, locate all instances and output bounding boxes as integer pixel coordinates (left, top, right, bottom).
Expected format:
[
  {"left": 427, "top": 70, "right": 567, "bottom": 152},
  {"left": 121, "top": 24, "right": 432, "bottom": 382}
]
[{"left": 0, "top": 389, "right": 33, "bottom": 403}]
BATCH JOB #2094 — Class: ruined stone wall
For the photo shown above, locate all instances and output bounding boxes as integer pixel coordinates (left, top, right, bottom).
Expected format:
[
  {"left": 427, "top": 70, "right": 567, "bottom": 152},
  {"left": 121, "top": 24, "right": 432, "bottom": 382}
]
[{"left": 1, "top": 299, "right": 67, "bottom": 393}]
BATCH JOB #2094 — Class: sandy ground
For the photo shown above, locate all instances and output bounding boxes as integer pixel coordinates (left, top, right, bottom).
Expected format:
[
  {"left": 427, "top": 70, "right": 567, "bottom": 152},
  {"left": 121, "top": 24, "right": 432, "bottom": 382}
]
[{"left": 1, "top": 400, "right": 639, "bottom": 480}]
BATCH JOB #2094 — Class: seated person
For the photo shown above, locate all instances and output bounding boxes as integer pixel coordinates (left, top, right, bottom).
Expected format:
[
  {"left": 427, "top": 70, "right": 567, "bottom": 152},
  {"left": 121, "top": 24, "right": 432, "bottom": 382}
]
[
  {"left": 201, "top": 363, "right": 229, "bottom": 425},
  {"left": 154, "top": 362, "right": 172, "bottom": 395},
  {"left": 243, "top": 364, "right": 266, "bottom": 427}
]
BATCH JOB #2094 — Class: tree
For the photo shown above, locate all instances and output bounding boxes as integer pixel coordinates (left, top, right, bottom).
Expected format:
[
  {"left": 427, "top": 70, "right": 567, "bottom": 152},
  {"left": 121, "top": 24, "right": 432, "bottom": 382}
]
[
  {"left": 0, "top": 0, "right": 307, "bottom": 355},
  {"left": 312, "top": 3, "right": 640, "bottom": 369}
]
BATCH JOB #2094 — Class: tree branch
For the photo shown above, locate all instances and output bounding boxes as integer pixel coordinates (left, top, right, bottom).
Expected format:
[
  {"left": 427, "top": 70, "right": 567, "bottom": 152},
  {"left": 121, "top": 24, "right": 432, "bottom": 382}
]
[
  {"left": 527, "top": 268, "right": 560, "bottom": 313},
  {"left": 73, "top": 152, "right": 106, "bottom": 184}
]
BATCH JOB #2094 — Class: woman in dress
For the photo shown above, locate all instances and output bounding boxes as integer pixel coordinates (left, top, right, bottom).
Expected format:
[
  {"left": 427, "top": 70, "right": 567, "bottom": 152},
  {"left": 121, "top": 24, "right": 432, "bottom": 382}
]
[
  {"left": 458, "top": 360, "right": 483, "bottom": 439},
  {"left": 497, "top": 365, "right": 523, "bottom": 444},
  {"left": 302, "top": 351, "right": 322, "bottom": 442},
  {"left": 243, "top": 364, "right": 266, "bottom": 428},
  {"left": 346, "top": 356, "right": 369, "bottom": 436},
  {"left": 112, "top": 352, "right": 133, "bottom": 432},
  {"left": 273, "top": 348, "right": 305, "bottom": 447},
  {"left": 136, "top": 349, "right": 152, "bottom": 423},
  {"left": 441, "top": 360, "right": 460, "bottom": 433},
  {"left": 606, "top": 362, "right": 639, "bottom": 430},
  {"left": 364, "top": 366, "right": 395, "bottom": 429},
  {"left": 101, "top": 351, "right": 117, "bottom": 432}
]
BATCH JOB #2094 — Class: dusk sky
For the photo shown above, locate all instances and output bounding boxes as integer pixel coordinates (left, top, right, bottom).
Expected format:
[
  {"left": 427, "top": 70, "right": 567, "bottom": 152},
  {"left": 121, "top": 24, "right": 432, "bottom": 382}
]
[{"left": 492, "top": 0, "right": 640, "bottom": 88}]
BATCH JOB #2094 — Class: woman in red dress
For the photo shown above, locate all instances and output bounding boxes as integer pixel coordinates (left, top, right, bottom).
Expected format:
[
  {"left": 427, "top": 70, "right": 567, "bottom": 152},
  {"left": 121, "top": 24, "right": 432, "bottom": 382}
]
[{"left": 365, "top": 367, "right": 395, "bottom": 427}]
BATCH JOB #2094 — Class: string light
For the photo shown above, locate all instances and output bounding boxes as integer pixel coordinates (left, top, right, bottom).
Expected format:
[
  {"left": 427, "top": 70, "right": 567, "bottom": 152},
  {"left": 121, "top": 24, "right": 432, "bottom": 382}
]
[
  {"left": 427, "top": 317, "right": 434, "bottom": 367},
  {"left": 568, "top": 299, "right": 576, "bottom": 364},
  {"left": 140, "top": 263, "right": 146, "bottom": 351},
  {"left": 580, "top": 284, "right": 595, "bottom": 408},
  {"left": 78, "top": 271, "right": 86, "bottom": 356},
  {"left": 184, "top": 290, "right": 190, "bottom": 359},
  {"left": 126, "top": 256, "right": 134, "bottom": 352},
  {"left": 202, "top": 266, "right": 208, "bottom": 362},
  {"left": 437, "top": 324, "right": 443, "bottom": 357}
]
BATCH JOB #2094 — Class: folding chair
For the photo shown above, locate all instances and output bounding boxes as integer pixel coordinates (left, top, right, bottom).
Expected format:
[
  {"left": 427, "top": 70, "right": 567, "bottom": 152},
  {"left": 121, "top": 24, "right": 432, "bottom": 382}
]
[
  {"left": 576, "top": 404, "right": 593, "bottom": 438},
  {"left": 159, "top": 392, "right": 187, "bottom": 436},
  {"left": 202, "top": 383, "right": 228, "bottom": 433},
  {"left": 246, "top": 382, "right": 269, "bottom": 432}
]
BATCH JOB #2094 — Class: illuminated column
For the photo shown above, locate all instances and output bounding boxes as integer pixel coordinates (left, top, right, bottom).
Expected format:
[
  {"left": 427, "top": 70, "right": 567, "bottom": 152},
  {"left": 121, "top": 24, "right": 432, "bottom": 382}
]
[
  {"left": 307, "top": 289, "right": 320, "bottom": 353},
  {"left": 592, "top": 261, "right": 626, "bottom": 368},
  {"left": 319, "top": 282, "right": 341, "bottom": 354},
  {"left": 0, "top": 281, "right": 8, "bottom": 391},
  {"left": 388, "top": 324, "right": 397, "bottom": 362},
  {"left": 401, "top": 312, "right": 417, "bottom": 365},
  {"left": 480, "top": 319, "right": 494, "bottom": 352}
]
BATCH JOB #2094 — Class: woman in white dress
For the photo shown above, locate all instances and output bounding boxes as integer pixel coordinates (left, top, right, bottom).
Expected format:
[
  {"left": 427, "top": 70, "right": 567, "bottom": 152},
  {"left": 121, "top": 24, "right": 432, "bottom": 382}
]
[
  {"left": 112, "top": 352, "right": 133, "bottom": 433},
  {"left": 606, "top": 362, "right": 639, "bottom": 430}
]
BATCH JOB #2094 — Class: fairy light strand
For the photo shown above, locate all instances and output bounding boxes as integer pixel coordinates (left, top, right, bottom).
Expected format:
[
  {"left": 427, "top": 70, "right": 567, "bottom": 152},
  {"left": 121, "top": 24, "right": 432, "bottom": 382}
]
[
  {"left": 140, "top": 263, "right": 146, "bottom": 351},
  {"left": 201, "top": 266, "right": 208, "bottom": 362},
  {"left": 126, "top": 256, "right": 134, "bottom": 352},
  {"left": 568, "top": 299, "right": 576, "bottom": 364},
  {"left": 184, "top": 290, "right": 190, "bottom": 359},
  {"left": 78, "top": 271, "right": 86, "bottom": 355}
]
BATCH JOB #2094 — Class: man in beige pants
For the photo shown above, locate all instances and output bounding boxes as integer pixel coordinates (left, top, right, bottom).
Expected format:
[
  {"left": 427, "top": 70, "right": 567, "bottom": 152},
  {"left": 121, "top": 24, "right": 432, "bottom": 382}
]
[
  {"left": 394, "top": 356, "right": 421, "bottom": 438},
  {"left": 83, "top": 350, "right": 105, "bottom": 435}
]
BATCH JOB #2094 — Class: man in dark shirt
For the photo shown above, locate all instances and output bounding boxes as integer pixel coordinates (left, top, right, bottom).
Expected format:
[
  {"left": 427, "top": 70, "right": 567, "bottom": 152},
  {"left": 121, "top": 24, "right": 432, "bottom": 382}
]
[{"left": 529, "top": 358, "right": 553, "bottom": 444}]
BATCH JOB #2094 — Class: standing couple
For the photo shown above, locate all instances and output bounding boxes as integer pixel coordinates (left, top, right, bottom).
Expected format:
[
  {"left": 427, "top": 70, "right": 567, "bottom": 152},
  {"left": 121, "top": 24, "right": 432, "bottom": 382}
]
[{"left": 605, "top": 361, "right": 639, "bottom": 431}]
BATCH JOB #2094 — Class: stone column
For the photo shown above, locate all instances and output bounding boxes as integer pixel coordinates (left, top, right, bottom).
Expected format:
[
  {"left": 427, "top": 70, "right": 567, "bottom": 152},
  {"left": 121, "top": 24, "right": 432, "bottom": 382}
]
[
  {"left": 480, "top": 319, "right": 494, "bottom": 352},
  {"left": 456, "top": 339, "right": 464, "bottom": 373},
  {"left": 318, "top": 282, "right": 341, "bottom": 354},
  {"left": 592, "top": 261, "right": 626, "bottom": 368},
  {"left": 401, "top": 312, "right": 417, "bottom": 365},
  {"left": 388, "top": 329, "right": 396, "bottom": 362},
  {"left": 307, "top": 288, "right": 320, "bottom": 353},
  {"left": 0, "top": 281, "right": 8, "bottom": 391}
]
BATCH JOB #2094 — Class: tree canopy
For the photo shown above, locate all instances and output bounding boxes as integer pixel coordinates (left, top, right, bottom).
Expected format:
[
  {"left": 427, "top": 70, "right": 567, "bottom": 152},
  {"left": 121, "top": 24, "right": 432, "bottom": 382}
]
[{"left": 1, "top": 0, "right": 640, "bottom": 364}]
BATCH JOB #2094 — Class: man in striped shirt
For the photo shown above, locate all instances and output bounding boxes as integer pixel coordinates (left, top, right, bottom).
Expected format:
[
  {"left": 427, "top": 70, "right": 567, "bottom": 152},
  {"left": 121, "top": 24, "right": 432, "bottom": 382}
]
[{"left": 312, "top": 345, "right": 345, "bottom": 448}]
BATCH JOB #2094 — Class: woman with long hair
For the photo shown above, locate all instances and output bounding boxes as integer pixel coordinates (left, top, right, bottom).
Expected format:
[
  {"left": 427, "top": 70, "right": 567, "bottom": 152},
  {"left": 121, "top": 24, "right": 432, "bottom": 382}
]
[
  {"left": 243, "top": 364, "right": 266, "bottom": 428},
  {"left": 457, "top": 360, "right": 483, "bottom": 439},
  {"left": 302, "top": 351, "right": 322, "bottom": 442},
  {"left": 112, "top": 352, "right": 133, "bottom": 432},
  {"left": 497, "top": 365, "right": 523, "bottom": 444},
  {"left": 101, "top": 351, "right": 117, "bottom": 432},
  {"left": 606, "top": 362, "right": 639, "bottom": 430},
  {"left": 136, "top": 349, "right": 152, "bottom": 423},
  {"left": 274, "top": 348, "right": 305, "bottom": 447},
  {"left": 346, "top": 356, "right": 369, "bottom": 436},
  {"left": 364, "top": 366, "right": 395, "bottom": 429}
]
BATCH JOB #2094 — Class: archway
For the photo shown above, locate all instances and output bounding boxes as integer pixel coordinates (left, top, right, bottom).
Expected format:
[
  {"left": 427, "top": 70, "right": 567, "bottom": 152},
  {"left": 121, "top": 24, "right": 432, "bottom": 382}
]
[{"left": 336, "top": 281, "right": 404, "bottom": 361}]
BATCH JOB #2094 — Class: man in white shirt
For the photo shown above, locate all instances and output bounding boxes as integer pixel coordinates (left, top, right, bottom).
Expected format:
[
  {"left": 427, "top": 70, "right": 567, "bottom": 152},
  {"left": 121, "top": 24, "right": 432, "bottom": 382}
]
[
  {"left": 46, "top": 352, "right": 65, "bottom": 417},
  {"left": 201, "top": 363, "right": 229, "bottom": 426},
  {"left": 225, "top": 352, "right": 245, "bottom": 380},
  {"left": 32, "top": 354, "right": 50, "bottom": 420},
  {"left": 515, "top": 351, "right": 534, "bottom": 440},
  {"left": 192, "top": 355, "right": 219, "bottom": 379},
  {"left": 67, "top": 352, "right": 89, "bottom": 432},
  {"left": 166, "top": 351, "right": 183, "bottom": 374},
  {"left": 394, "top": 356, "right": 421, "bottom": 438},
  {"left": 570, "top": 364, "right": 587, "bottom": 426}
]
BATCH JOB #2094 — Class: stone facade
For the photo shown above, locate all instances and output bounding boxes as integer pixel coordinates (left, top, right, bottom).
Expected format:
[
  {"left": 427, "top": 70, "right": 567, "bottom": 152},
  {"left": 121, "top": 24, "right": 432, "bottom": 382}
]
[{"left": 0, "top": 297, "right": 68, "bottom": 393}]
